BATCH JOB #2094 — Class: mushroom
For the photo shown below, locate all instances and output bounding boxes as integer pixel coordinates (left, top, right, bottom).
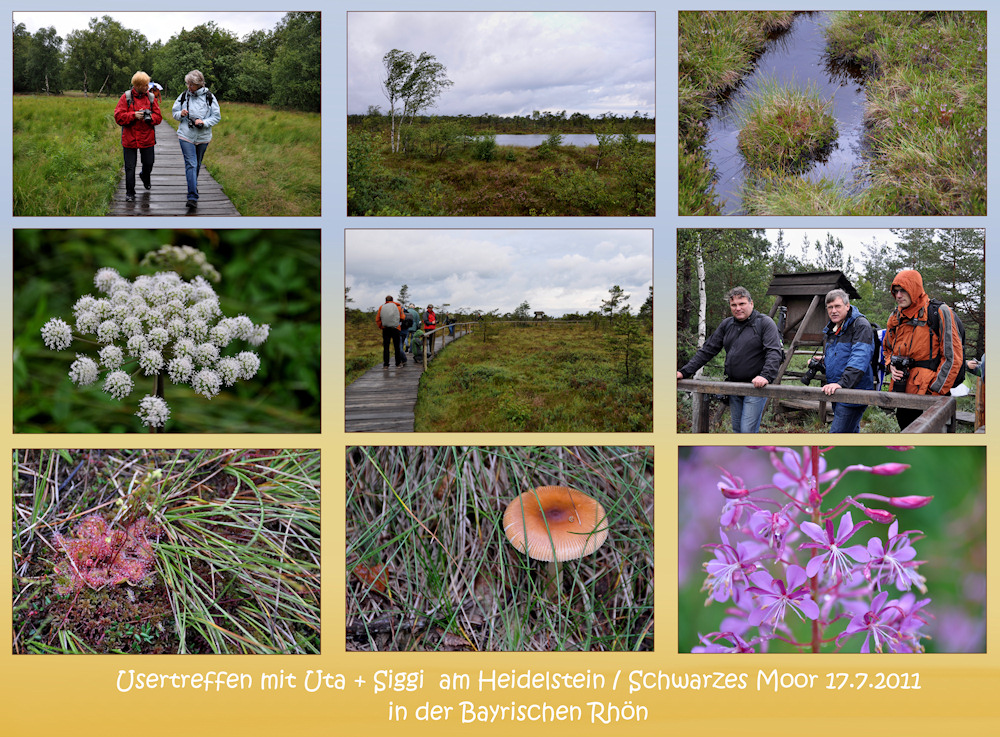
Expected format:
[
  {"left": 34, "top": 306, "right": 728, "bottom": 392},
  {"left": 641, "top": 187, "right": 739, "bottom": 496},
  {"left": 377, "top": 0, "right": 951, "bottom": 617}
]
[{"left": 503, "top": 485, "right": 609, "bottom": 598}]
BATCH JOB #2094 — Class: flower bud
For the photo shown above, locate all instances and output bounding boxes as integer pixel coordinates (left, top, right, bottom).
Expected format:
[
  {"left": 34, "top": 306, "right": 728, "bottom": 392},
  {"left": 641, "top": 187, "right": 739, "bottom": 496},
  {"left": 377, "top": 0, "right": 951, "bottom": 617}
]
[
  {"left": 870, "top": 463, "right": 910, "bottom": 476},
  {"left": 888, "top": 495, "right": 933, "bottom": 509},
  {"left": 719, "top": 486, "right": 749, "bottom": 499},
  {"left": 886, "top": 446, "right": 914, "bottom": 451},
  {"left": 862, "top": 508, "right": 896, "bottom": 524}
]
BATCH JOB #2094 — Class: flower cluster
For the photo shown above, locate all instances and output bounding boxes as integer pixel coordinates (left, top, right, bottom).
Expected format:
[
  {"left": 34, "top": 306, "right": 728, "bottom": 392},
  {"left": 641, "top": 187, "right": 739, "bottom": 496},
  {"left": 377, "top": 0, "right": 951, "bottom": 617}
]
[
  {"left": 40, "top": 266, "right": 268, "bottom": 428},
  {"left": 694, "top": 447, "right": 932, "bottom": 654},
  {"left": 52, "top": 515, "right": 162, "bottom": 595}
]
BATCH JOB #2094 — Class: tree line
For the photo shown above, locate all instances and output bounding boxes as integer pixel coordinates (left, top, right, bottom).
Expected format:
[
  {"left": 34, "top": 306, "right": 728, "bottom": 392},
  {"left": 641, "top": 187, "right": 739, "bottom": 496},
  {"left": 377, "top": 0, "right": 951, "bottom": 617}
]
[
  {"left": 350, "top": 108, "right": 656, "bottom": 135},
  {"left": 12, "top": 13, "right": 319, "bottom": 112},
  {"left": 676, "top": 228, "right": 986, "bottom": 367}
]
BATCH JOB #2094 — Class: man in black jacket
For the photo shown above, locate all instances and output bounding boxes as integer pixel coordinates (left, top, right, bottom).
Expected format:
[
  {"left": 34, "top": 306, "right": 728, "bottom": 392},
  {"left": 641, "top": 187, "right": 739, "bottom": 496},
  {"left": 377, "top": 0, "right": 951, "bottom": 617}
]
[{"left": 677, "top": 287, "right": 783, "bottom": 432}]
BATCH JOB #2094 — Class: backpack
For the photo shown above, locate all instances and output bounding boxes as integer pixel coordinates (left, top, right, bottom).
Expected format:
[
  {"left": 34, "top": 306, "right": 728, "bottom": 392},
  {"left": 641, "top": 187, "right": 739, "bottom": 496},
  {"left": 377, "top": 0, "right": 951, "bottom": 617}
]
[
  {"left": 889, "top": 298, "right": 966, "bottom": 386},
  {"left": 124, "top": 89, "right": 155, "bottom": 107},
  {"left": 401, "top": 316, "right": 413, "bottom": 331},
  {"left": 179, "top": 90, "right": 215, "bottom": 108},
  {"left": 870, "top": 323, "right": 885, "bottom": 389}
]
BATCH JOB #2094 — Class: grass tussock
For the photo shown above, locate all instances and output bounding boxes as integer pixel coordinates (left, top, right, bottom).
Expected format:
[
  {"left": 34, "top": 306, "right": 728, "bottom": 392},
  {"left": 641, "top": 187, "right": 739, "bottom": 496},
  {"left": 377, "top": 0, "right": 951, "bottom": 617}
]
[
  {"left": 13, "top": 449, "right": 321, "bottom": 654},
  {"left": 13, "top": 95, "right": 123, "bottom": 216},
  {"left": 346, "top": 446, "right": 654, "bottom": 652},
  {"left": 414, "top": 323, "right": 652, "bottom": 432},
  {"left": 163, "top": 102, "right": 320, "bottom": 216},
  {"left": 678, "top": 11, "right": 797, "bottom": 214},
  {"left": 824, "top": 10, "right": 986, "bottom": 215},
  {"left": 737, "top": 79, "right": 837, "bottom": 172}
]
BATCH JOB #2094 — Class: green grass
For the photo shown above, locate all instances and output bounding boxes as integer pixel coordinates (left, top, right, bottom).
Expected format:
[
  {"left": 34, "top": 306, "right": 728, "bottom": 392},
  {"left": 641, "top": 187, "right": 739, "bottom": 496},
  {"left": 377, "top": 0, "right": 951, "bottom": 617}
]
[
  {"left": 13, "top": 449, "right": 321, "bottom": 655},
  {"left": 413, "top": 322, "right": 652, "bottom": 432},
  {"left": 163, "top": 102, "right": 321, "bottom": 216},
  {"left": 736, "top": 78, "right": 837, "bottom": 172},
  {"left": 346, "top": 446, "right": 653, "bottom": 652},
  {"left": 348, "top": 126, "right": 654, "bottom": 216},
  {"left": 13, "top": 95, "right": 123, "bottom": 216},
  {"left": 345, "top": 311, "right": 385, "bottom": 385},
  {"left": 824, "top": 10, "right": 986, "bottom": 215}
]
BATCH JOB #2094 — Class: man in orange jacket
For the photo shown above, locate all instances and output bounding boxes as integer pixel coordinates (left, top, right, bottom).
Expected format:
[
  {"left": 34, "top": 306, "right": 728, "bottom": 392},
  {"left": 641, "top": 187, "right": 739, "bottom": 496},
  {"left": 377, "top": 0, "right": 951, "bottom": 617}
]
[
  {"left": 883, "top": 269, "right": 964, "bottom": 429},
  {"left": 375, "top": 295, "right": 406, "bottom": 369}
]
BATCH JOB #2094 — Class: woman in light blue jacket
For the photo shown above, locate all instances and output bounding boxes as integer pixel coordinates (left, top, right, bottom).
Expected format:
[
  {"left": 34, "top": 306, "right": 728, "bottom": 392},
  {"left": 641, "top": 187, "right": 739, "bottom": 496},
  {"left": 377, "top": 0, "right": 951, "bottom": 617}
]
[{"left": 171, "top": 69, "right": 222, "bottom": 209}]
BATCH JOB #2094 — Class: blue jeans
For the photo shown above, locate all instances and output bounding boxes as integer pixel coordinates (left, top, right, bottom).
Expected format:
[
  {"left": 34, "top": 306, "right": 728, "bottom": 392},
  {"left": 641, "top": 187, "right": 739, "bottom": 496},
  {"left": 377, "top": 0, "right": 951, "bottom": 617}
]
[
  {"left": 829, "top": 402, "right": 866, "bottom": 433},
  {"left": 729, "top": 394, "right": 767, "bottom": 433},
  {"left": 178, "top": 138, "right": 209, "bottom": 201}
]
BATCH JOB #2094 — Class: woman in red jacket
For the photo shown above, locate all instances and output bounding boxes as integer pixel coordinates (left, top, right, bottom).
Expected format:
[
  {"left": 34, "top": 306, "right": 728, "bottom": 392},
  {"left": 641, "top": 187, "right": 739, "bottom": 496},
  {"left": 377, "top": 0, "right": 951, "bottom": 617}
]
[{"left": 113, "top": 71, "right": 162, "bottom": 202}]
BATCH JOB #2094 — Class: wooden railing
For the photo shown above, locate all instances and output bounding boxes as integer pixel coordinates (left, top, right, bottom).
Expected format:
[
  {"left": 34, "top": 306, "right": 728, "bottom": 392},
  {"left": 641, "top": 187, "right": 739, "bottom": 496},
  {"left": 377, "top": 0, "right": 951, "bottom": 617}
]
[
  {"left": 676, "top": 379, "right": 957, "bottom": 433},
  {"left": 413, "top": 321, "right": 476, "bottom": 365}
]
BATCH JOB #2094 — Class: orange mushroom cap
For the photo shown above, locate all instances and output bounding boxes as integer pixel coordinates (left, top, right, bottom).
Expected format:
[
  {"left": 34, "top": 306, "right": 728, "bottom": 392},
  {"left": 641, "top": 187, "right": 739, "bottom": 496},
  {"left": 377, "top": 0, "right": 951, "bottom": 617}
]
[{"left": 503, "top": 486, "right": 609, "bottom": 562}]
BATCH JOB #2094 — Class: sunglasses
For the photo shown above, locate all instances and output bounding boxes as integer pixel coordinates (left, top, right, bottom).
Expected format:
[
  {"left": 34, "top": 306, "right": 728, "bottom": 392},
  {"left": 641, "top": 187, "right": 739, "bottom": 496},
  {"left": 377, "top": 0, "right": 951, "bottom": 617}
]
[{"left": 891, "top": 286, "right": 906, "bottom": 295}]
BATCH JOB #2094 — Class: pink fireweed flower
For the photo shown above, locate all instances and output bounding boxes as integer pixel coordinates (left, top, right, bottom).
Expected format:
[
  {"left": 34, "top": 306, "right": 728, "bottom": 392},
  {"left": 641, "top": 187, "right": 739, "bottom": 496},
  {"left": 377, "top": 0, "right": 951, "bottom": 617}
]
[
  {"left": 799, "top": 512, "right": 870, "bottom": 583},
  {"left": 748, "top": 507, "right": 794, "bottom": 552},
  {"left": 692, "top": 631, "right": 759, "bottom": 654},
  {"left": 770, "top": 447, "right": 838, "bottom": 502},
  {"left": 746, "top": 565, "right": 819, "bottom": 626},
  {"left": 702, "top": 530, "right": 763, "bottom": 603},
  {"left": 838, "top": 591, "right": 903, "bottom": 653},
  {"left": 864, "top": 521, "right": 926, "bottom": 592}
]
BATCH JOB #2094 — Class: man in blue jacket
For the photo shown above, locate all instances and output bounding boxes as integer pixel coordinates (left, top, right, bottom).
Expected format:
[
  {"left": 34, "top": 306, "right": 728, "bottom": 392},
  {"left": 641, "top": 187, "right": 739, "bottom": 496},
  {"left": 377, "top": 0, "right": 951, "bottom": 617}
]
[{"left": 819, "top": 289, "right": 874, "bottom": 433}]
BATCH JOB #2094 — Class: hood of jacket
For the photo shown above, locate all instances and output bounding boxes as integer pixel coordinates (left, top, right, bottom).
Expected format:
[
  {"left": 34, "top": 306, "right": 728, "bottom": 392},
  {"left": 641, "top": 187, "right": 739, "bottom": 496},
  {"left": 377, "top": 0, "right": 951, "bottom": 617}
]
[{"left": 891, "top": 269, "right": 929, "bottom": 318}]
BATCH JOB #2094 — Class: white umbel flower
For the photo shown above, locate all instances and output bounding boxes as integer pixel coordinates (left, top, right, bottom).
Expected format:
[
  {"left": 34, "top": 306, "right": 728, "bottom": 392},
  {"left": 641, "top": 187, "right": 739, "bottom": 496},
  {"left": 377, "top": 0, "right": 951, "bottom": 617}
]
[
  {"left": 191, "top": 369, "right": 222, "bottom": 399},
  {"left": 69, "top": 355, "right": 99, "bottom": 386},
  {"left": 41, "top": 318, "right": 73, "bottom": 351},
  {"left": 103, "top": 370, "right": 134, "bottom": 399},
  {"left": 136, "top": 395, "right": 170, "bottom": 428}
]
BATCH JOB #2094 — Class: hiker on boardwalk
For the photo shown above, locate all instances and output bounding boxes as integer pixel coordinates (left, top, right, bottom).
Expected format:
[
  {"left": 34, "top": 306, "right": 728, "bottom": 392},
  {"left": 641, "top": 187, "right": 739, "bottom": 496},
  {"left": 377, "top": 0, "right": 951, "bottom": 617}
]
[
  {"left": 113, "top": 71, "right": 161, "bottom": 203},
  {"left": 376, "top": 295, "right": 406, "bottom": 369},
  {"left": 404, "top": 304, "right": 421, "bottom": 351},
  {"left": 422, "top": 304, "right": 438, "bottom": 356},
  {"left": 172, "top": 69, "right": 222, "bottom": 210}
]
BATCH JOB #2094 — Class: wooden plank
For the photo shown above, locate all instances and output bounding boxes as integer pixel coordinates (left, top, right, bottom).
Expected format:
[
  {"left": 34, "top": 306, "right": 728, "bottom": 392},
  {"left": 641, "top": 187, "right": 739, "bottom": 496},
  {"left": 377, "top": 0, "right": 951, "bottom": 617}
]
[
  {"left": 345, "top": 332, "right": 470, "bottom": 432},
  {"left": 107, "top": 121, "right": 240, "bottom": 217}
]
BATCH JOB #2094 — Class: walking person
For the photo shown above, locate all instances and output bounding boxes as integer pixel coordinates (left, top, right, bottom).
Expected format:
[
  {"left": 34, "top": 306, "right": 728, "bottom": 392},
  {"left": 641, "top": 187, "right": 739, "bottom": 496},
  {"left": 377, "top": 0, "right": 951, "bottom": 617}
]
[
  {"left": 172, "top": 70, "right": 221, "bottom": 210},
  {"left": 404, "top": 304, "right": 421, "bottom": 351},
  {"left": 375, "top": 295, "right": 406, "bottom": 369},
  {"left": 422, "top": 304, "right": 438, "bottom": 356},
  {"left": 113, "top": 71, "right": 161, "bottom": 203}
]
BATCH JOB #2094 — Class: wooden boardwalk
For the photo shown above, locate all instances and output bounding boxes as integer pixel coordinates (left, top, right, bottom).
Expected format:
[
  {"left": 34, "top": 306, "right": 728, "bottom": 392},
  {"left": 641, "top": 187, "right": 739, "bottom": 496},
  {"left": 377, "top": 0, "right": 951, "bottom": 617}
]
[
  {"left": 345, "top": 329, "right": 470, "bottom": 432},
  {"left": 107, "top": 121, "right": 239, "bottom": 216}
]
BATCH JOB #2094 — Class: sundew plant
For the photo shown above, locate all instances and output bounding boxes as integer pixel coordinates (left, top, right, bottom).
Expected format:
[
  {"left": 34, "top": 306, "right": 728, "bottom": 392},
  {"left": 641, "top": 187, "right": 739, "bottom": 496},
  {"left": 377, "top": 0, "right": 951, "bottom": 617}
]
[
  {"left": 40, "top": 264, "right": 268, "bottom": 430},
  {"left": 694, "top": 446, "right": 932, "bottom": 654}
]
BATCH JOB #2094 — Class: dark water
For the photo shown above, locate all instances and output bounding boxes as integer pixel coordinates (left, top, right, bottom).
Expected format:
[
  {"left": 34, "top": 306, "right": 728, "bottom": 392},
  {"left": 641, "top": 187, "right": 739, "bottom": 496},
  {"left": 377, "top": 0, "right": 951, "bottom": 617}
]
[
  {"left": 705, "top": 12, "right": 869, "bottom": 214},
  {"left": 494, "top": 133, "right": 655, "bottom": 147}
]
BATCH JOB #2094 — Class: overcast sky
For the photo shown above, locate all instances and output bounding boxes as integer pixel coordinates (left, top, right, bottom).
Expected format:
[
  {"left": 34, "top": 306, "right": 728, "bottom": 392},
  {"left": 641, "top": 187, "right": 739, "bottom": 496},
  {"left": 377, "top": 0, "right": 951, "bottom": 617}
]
[
  {"left": 14, "top": 12, "right": 288, "bottom": 46},
  {"left": 345, "top": 230, "right": 652, "bottom": 317},
  {"left": 765, "top": 229, "right": 901, "bottom": 264},
  {"left": 347, "top": 11, "right": 654, "bottom": 117}
]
